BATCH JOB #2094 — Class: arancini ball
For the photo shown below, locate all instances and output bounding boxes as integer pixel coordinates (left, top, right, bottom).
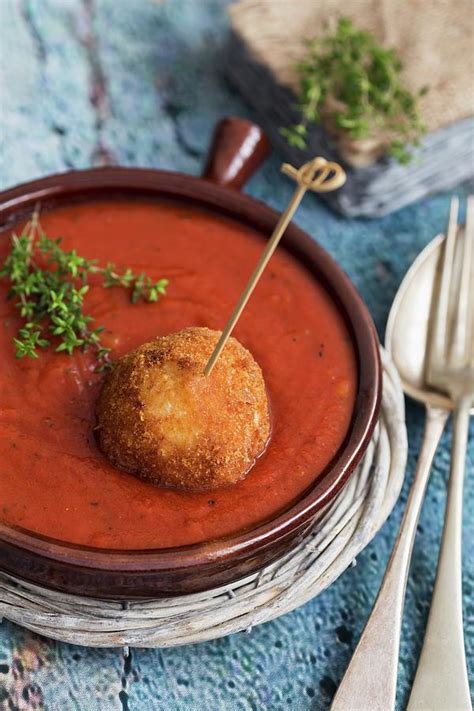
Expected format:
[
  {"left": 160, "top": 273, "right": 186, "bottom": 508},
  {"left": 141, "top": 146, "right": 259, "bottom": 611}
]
[{"left": 95, "top": 327, "right": 270, "bottom": 491}]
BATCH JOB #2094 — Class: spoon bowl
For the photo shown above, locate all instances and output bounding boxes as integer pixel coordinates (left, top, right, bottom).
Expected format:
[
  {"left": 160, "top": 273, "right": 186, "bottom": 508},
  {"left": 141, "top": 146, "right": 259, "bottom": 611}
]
[
  {"left": 385, "top": 232, "right": 473, "bottom": 413},
  {"left": 332, "top": 215, "right": 472, "bottom": 711}
]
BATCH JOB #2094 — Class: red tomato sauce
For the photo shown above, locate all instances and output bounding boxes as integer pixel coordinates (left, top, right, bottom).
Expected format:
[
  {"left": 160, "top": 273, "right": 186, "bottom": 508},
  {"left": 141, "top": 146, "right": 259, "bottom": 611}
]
[{"left": 0, "top": 199, "right": 357, "bottom": 549}]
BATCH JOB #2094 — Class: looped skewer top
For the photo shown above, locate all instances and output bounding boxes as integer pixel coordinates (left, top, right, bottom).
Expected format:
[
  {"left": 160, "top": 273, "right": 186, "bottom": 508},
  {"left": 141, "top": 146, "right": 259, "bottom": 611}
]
[
  {"left": 204, "top": 157, "right": 347, "bottom": 376},
  {"left": 281, "top": 157, "right": 347, "bottom": 193}
]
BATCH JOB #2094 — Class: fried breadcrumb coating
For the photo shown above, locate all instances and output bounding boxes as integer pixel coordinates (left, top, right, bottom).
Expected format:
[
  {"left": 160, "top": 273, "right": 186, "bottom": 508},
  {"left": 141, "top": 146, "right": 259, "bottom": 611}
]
[{"left": 96, "top": 327, "right": 270, "bottom": 491}]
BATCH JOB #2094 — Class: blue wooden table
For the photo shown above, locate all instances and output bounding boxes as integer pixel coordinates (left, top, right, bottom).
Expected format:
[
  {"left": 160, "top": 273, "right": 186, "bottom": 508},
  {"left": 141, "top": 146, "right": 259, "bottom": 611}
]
[{"left": 0, "top": 2, "right": 472, "bottom": 709}]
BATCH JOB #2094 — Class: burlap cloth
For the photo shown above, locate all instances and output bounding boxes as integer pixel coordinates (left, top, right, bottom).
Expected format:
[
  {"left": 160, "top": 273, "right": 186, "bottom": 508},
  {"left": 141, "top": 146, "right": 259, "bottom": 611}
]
[{"left": 229, "top": 0, "right": 474, "bottom": 132}]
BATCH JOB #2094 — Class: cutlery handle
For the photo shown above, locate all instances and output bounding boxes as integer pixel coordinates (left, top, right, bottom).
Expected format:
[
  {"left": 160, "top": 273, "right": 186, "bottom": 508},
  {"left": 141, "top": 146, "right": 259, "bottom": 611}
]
[
  {"left": 407, "top": 398, "right": 472, "bottom": 711},
  {"left": 331, "top": 407, "right": 448, "bottom": 711}
]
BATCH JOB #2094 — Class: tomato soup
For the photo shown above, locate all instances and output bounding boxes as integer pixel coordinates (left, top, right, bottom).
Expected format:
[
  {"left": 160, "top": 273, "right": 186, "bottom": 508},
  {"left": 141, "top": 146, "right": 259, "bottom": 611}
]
[{"left": 0, "top": 199, "right": 357, "bottom": 549}]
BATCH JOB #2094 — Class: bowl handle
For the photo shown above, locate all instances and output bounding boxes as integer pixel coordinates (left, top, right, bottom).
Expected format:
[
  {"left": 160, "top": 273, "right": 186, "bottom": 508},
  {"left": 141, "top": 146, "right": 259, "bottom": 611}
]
[{"left": 202, "top": 117, "right": 271, "bottom": 190}]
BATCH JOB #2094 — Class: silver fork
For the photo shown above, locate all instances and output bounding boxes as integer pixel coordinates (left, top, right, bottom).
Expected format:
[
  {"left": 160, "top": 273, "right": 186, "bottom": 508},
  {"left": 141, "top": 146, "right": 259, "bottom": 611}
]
[{"left": 407, "top": 196, "right": 473, "bottom": 711}]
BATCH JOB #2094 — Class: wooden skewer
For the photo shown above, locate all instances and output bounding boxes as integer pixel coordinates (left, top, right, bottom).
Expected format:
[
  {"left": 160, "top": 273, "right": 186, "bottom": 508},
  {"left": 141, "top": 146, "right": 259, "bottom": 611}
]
[{"left": 204, "top": 157, "right": 347, "bottom": 376}]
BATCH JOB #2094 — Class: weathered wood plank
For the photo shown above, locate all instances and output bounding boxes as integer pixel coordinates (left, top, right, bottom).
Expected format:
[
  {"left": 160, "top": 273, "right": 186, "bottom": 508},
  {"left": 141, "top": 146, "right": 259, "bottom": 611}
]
[
  {"left": 0, "top": 0, "right": 97, "bottom": 188},
  {"left": 0, "top": 1, "right": 472, "bottom": 710},
  {"left": 0, "top": 620, "right": 125, "bottom": 710}
]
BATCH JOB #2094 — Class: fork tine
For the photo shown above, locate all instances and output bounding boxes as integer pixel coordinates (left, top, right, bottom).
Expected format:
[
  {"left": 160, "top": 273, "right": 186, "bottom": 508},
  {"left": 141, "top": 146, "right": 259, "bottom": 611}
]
[
  {"left": 453, "top": 195, "right": 474, "bottom": 365},
  {"left": 452, "top": 195, "right": 474, "bottom": 364},
  {"left": 468, "top": 197, "right": 474, "bottom": 366},
  {"left": 431, "top": 197, "right": 459, "bottom": 362},
  {"left": 465, "top": 195, "right": 474, "bottom": 331}
]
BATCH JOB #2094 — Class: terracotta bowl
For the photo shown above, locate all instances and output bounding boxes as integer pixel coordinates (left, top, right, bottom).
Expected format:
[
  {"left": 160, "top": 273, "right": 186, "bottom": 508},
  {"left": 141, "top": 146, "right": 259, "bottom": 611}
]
[{"left": 0, "top": 118, "right": 381, "bottom": 598}]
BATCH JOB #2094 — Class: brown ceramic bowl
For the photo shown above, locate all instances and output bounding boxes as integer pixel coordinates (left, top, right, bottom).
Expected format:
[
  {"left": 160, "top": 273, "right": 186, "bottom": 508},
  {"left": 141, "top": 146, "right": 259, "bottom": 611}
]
[{"left": 0, "top": 118, "right": 381, "bottom": 598}]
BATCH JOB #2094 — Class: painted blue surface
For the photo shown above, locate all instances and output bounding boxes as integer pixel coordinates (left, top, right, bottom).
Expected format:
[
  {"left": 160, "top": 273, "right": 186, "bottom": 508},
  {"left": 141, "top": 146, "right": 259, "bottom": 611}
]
[{"left": 0, "top": 1, "right": 472, "bottom": 709}]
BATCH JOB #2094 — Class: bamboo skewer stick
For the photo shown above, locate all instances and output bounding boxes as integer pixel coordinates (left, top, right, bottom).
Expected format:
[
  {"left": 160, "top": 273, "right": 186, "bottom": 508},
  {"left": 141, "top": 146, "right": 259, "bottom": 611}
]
[{"left": 204, "top": 157, "right": 346, "bottom": 376}]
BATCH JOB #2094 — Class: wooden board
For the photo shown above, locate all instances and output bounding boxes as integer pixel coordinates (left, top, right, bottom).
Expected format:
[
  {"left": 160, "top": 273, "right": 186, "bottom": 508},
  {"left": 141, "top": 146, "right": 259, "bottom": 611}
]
[
  {"left": 229, "top": 0, "right": 474, "bottom": 133},
  {"left": 227, "top": 0, "right": 474, "bottom": 216}
]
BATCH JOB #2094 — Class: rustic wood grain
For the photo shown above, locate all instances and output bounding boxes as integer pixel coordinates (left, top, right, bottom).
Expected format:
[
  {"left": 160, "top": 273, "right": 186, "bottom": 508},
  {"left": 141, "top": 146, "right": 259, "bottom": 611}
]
[
  {"left": 226, "top": 0, "right": 474, "bottom": 215},
  {"left": 229, "top": 0, "right": 474, "bottom": 132},
  {"left": 0, "top": 1, "right": 473, "bottom": 710}
]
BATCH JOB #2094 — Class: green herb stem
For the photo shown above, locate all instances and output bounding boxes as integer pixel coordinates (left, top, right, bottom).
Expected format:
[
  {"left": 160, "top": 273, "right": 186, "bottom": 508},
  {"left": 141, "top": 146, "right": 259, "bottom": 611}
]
[
  {"left": 0, "top": 211, "right": 169, "bottom": 368},
  {"left": 281, "top": 17, "right": 428, "bottom": 164}
]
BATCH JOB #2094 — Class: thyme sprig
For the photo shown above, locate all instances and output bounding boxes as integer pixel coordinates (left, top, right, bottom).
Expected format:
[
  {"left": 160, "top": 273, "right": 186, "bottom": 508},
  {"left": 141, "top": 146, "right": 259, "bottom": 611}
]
[
  {"left": 281, "top": 17, "right": 428, "bottom": 164},
  {"left": 0, "top": 211, "right": 168, "bottom": 367}
]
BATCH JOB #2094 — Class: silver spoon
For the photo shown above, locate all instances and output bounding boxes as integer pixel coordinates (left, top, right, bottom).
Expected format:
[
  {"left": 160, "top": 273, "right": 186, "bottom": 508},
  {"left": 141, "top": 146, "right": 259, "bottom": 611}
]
[{"left": 331, "top": 199, "right": 472, "bottom": 711}]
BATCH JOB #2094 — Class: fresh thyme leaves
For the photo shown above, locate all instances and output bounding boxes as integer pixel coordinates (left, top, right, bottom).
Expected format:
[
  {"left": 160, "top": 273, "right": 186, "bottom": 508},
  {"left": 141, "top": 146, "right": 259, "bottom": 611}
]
[
  {"left": 102, "top": 263, "right": 168, "bottom": 303},
  {"left": 0, "top": 211, "right": 169, "bottom": 368},
  {"left": 281, "top": 17, "right": 428, "bottom": 164}
]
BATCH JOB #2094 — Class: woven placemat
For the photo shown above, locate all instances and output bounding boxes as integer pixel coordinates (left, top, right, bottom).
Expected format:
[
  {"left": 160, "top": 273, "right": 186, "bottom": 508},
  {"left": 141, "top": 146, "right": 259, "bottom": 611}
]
[{"left": 0, "top": 349, "right": 407, "bottom": 649}]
